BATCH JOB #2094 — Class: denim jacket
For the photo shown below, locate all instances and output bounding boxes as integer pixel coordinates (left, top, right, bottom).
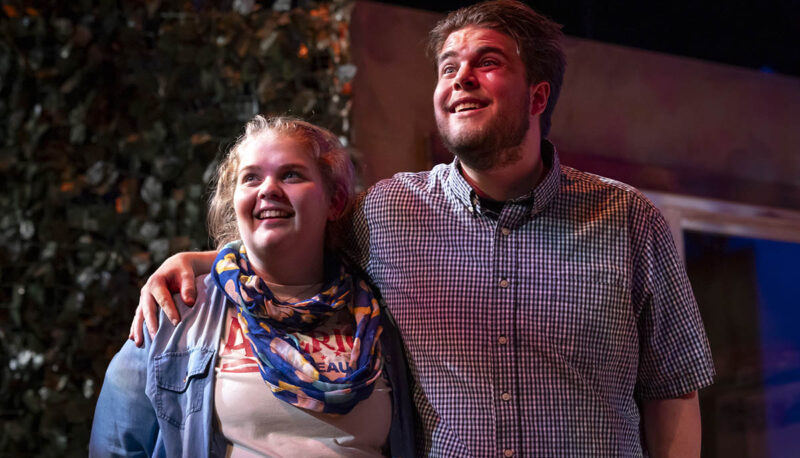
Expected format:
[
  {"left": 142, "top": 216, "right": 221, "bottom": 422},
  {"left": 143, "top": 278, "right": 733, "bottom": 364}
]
[{"left": 90, "top": 274, "right": 415, "bottom": 457}]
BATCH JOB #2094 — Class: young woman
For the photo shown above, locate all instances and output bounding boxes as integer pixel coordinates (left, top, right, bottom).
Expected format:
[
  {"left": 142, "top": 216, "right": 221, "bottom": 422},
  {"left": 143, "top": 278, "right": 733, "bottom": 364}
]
[{"left": 90, "top": 116, "right": 414, "bottom": 457}]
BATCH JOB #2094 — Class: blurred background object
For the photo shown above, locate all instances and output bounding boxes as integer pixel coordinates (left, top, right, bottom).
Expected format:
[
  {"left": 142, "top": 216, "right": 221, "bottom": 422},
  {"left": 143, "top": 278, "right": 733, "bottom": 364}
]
[{"left": 0, "top": 1, "right": 353, "bottom": 455}]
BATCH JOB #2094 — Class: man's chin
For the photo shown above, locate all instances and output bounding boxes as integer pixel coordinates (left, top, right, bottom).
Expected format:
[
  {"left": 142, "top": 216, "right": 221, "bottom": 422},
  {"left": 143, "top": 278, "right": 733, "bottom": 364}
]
[
  {"left": 442, "top": 131, "right": 484, "bottom": 154},
  {"left": 451, "top": 149, "right": 495, "bottom": 171},
  {"left": 441, "top": 133, "right": 496, "bottom": 170},
  {"left": 449, "top": 141, "right": 526, "bottom": 173}
]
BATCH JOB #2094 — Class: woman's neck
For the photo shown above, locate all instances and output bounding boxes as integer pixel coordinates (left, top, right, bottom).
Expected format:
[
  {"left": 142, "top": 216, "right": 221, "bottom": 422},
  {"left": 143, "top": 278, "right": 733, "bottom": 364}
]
[
  {"left": 263, "top": 280, "right": 325, "bottom": 303},
  {"left": 247, "top": 246, "right": 325, "bottom": 287}
]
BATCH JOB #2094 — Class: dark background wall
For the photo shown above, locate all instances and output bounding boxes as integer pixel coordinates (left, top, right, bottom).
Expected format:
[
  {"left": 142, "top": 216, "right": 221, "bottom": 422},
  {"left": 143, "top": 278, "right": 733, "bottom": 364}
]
[{"left": 380, "top": 0, "right": 800, "bottom": 79}]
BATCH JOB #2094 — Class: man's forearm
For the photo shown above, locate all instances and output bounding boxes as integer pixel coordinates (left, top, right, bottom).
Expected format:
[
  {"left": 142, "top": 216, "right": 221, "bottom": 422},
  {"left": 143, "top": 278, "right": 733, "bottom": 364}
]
[
  {"left": 190, "top": 250, "right": 218, "bottom": 275},
  {"left": 642, "top": 392, "right": 701, "bottom": 457}
]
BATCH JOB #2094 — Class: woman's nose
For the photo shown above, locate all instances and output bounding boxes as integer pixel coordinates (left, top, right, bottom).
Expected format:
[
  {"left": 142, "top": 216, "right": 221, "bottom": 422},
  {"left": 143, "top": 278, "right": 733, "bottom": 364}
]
[{"left": 258, "top": 177, "right": 284, "bottom": 199}]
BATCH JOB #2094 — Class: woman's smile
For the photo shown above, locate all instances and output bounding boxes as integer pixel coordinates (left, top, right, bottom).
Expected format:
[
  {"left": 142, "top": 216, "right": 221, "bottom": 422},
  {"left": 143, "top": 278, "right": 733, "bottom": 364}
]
[{"left": 233, "top": 135, "right": 333, "bottom": 269}]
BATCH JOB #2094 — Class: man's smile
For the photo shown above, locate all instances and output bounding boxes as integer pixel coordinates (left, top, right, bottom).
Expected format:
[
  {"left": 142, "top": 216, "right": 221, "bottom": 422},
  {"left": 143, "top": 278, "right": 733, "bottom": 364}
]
[{"left": 449, "top": 98, "right": 489, "bottom": 114}]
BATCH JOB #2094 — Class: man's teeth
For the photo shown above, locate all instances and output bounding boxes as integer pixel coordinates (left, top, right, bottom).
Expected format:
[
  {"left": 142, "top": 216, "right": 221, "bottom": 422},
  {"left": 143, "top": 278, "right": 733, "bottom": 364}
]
[
  {"left": 257, "top": 210, "right": 291, "bottom": 219},
  {"left": 455, "top": 102, "right": 482, "bottom": 113}
]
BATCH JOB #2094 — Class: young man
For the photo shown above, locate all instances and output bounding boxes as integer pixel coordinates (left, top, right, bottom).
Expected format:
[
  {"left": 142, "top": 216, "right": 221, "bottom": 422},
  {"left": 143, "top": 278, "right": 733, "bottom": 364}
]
[{"left": 131, "top": 1, "right": 714, "bottom": 455}]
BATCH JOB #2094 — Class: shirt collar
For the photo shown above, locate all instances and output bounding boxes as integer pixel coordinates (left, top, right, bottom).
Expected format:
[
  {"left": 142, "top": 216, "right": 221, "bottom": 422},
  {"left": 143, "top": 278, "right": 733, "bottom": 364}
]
[{"left": 444, "top": 139, "right": 561, "bottom": 219}]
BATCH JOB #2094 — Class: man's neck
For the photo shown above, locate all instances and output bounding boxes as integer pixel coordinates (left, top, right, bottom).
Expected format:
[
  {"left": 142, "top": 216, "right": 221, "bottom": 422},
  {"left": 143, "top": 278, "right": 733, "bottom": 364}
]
[{"left": 460, "top": 140, "right": 547, "bottom": 202}]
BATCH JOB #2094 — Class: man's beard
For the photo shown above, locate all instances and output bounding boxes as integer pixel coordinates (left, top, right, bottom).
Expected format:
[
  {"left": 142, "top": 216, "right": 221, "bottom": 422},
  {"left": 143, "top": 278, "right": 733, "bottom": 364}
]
[{"left": 437, "top": 102, "right": 530, "bottom": 172}]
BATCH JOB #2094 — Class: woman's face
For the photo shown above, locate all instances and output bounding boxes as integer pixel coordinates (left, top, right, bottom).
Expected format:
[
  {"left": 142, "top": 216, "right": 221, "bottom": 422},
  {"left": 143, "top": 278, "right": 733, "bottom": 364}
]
[{"left": 233, "top": 134, "right": 333, "bottom": 264}]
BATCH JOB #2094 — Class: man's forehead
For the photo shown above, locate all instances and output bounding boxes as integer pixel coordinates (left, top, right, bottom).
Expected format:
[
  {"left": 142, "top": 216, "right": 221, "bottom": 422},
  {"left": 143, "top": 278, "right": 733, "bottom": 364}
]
[{"left": 438, "top": 26, "right": 518, "bottom": 60}]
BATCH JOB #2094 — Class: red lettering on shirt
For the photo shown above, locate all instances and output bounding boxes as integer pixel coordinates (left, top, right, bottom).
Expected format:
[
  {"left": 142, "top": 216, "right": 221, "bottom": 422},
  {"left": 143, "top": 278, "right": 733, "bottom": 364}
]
[{"left": 220, "top": 315, "right": 260, "bottom": 373}]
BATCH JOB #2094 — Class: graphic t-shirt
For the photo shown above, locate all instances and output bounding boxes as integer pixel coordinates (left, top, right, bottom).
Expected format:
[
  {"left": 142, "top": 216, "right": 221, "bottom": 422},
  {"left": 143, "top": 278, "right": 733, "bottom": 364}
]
[{"left": 213, "top": 281, "right": 391, "bottom": 457}]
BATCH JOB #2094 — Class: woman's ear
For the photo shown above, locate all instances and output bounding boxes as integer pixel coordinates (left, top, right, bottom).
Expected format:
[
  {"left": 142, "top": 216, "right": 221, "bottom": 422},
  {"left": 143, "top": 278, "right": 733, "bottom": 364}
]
[{"left": 327, "top": 185, "right": 347, "bottom": 221}]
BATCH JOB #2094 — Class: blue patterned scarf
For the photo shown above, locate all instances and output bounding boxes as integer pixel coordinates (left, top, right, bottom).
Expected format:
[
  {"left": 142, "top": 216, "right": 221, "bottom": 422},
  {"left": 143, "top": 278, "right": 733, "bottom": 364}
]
[{"left": 211, "top": 241, "right": 384, "bottom": 414}]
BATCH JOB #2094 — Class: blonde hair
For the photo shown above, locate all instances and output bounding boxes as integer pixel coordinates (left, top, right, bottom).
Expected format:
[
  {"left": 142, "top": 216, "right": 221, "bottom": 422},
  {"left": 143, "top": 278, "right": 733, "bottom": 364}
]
[{"left": 207, "top": 115, "right": 355, "bottom": 248}]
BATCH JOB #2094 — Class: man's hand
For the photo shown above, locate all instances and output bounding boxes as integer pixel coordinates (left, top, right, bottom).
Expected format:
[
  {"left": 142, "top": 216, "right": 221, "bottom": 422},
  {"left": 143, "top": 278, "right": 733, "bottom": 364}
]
[
  {"left": 129, "top": 251, "right": 216, "bottom": 346},
  {"left": 642, "top": 391, "right": 702, "bottom": 457}
]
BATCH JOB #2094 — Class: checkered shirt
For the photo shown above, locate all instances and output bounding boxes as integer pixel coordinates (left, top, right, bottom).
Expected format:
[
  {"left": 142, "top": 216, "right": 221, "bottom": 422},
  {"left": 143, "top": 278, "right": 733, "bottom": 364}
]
[{"left": 352, "top": 141, "right": 715, "bottom": 457}]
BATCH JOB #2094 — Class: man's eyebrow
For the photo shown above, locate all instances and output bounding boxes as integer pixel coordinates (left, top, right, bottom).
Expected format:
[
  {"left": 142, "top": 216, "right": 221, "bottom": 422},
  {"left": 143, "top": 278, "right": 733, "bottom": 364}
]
[
  {"left": 437, "top": 46, "right": 509, "bottom": 65},
  {"left": 437, "top": 50, "right": 458, "bottom": 64}
]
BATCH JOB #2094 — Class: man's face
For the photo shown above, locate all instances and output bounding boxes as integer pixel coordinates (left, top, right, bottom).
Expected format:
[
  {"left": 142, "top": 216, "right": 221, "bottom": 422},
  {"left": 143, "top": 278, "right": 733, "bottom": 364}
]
[{"left": 433, "top": 26, "right": 532, "bottom": 171}]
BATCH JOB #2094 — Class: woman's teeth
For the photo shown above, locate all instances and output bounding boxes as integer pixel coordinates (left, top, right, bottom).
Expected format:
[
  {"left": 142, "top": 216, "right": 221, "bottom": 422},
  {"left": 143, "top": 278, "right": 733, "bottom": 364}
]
[{"left": 257, "top": 209, "right": 291, "bottom": 219}]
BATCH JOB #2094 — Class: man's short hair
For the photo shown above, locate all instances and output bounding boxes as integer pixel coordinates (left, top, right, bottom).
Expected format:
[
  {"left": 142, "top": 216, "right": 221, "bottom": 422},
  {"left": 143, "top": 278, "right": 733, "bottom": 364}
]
[{"left": 427, "top": 0, "right": 566, "bottom": 137}]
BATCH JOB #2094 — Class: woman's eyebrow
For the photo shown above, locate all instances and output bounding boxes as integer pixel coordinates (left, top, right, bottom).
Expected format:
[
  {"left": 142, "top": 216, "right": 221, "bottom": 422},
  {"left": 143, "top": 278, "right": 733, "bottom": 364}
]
[
  {"left": 237, "top": 164, "right": 260, "bottom": 174},
  {"left": 278, "top": 162, "right": 312, "bottom": 171}
]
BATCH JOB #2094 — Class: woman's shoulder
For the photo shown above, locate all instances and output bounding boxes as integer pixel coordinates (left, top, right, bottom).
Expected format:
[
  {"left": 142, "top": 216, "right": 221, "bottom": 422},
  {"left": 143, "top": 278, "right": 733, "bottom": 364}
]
[
  {"left": 148, "top": 273, "right": 227, "bottom": 349},
  {"left": 170, "top": 273, "right": 222, "bottom": 318}
]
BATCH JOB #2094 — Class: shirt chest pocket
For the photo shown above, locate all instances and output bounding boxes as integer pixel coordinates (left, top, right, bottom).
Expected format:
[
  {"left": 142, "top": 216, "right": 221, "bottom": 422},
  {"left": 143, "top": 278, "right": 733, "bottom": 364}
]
[
  {"left": 538, "top": 265, "right": 632, "bottom": 361},
  {"left": 152, "top": 348, "right": 214, "bottom": 428}
]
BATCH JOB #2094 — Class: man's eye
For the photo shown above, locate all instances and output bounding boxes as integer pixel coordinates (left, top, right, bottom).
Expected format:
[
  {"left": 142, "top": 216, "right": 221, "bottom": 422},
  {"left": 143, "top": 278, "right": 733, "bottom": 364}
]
[
  {"left": 480, "top": 59, "right": 498, "bottom": 67},
  {"left": 441, "top": 65, "right": 456, "bottom": 75}
]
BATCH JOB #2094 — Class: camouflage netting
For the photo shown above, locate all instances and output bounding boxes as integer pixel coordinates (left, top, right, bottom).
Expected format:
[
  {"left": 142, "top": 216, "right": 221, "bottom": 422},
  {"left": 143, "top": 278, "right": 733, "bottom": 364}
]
[{"left": 0, "top": 1, "right": 354, "bottom": 454}]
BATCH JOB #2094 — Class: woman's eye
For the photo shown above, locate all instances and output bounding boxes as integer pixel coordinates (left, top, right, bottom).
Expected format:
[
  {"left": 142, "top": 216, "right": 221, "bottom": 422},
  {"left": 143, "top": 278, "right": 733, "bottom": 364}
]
[
  {"left": 241, "top": 174, "right": 258, "bottom": 184},
  {"left": 283, "top": 171, "right": 303, "bottom": 181}
]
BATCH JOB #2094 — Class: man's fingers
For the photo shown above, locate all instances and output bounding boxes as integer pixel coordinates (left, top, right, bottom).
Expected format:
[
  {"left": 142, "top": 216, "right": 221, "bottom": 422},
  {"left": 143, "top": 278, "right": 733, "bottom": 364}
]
[
  {"left": 131, "top": 306, "right": 145, "bottom": 347},
  {"left": 139, "top": 289, "right": 160, "bottom": 339},
  {"left": 180, "top": 272, "right": 197, "bottom": 306},
  {"left": 131, "top": 253, "right": 199, "bottom": 342},
  {"left": 150, "top": 281, "right": 180, "bottom": 327}
]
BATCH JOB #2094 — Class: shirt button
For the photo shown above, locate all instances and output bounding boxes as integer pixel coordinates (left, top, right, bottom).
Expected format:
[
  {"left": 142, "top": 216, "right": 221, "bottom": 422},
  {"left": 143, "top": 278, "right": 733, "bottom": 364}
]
[
  {"left": 504, "top": 449, "right": 514, "bottom": 457},
  {"left": 499, "top": 278, "right": 509, "bottom": 288},
  {"left": 501, "top": 392, "right": 511, "bottom": 401},
  {"left": 498, "top": 335, "right": 508, "bottom": 345},
  {"left": 501, "top": 226, "right": 511, "bottom": 236}
]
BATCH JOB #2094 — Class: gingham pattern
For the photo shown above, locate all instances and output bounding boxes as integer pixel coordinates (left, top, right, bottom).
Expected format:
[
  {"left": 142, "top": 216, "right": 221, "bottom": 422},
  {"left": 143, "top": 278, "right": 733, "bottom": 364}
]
[{"left": 352, "top": 141, "right": 715, "bottom": 457}]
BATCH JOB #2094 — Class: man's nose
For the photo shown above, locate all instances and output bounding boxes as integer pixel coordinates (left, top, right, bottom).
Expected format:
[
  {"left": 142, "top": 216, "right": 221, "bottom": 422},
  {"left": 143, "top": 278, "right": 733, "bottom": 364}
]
[{"left": 454, "top": 65, "right": 478, "bottom": 90}]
